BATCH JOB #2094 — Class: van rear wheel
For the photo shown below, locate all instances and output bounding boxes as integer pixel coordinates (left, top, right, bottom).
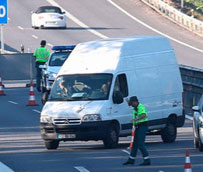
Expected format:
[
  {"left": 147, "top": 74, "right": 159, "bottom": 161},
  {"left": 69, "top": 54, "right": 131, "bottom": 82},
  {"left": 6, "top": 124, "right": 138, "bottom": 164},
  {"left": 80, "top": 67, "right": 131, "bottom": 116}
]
[
  {"left": 45, "top": 140, "right": 59, "bottom": 150},
  {"left": 161, "top": 122, "right": 177, "bottom": 143},
  {"left": 103, "top": 124, "right": 119, "bottom": 148}
]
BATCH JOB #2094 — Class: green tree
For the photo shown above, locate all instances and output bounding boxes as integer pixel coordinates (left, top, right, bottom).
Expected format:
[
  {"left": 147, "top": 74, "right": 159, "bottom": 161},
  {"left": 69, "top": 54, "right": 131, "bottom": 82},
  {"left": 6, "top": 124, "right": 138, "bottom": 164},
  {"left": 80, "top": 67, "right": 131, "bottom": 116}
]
[{"left": 185, "top": 0, "right": 203, "bottom": 12}]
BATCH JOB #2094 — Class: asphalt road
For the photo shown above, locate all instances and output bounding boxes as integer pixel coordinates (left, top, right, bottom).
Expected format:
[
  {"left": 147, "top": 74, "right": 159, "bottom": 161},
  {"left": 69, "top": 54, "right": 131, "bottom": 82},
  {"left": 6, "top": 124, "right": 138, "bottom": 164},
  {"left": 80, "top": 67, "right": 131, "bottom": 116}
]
[
  {"left": 0, "top": 88, "right": 203, "bottom": 172},
  {"left": 1, "top": 0, "right": 203, "bottom": 171},
  {"left": 2, "top": 0, "right": 203, "bottom": 68}
]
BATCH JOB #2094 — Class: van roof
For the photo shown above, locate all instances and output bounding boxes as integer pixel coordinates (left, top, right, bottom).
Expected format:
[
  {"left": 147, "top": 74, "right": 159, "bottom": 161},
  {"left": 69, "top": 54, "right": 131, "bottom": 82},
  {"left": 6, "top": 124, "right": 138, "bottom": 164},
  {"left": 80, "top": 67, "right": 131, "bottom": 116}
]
[{"left": 59, "top": 36, "right": 173, "bottom": 75}]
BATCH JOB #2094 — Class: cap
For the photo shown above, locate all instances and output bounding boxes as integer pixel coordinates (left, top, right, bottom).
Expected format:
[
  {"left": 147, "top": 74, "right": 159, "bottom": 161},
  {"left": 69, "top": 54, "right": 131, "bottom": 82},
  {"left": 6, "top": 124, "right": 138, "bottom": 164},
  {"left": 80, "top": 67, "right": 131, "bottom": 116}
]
[
  {"left": 40, "top": 40, "right": 46, "bottom": 46},
  {"left": 128, "top": 96, "right": 138, "bottom": 106}
]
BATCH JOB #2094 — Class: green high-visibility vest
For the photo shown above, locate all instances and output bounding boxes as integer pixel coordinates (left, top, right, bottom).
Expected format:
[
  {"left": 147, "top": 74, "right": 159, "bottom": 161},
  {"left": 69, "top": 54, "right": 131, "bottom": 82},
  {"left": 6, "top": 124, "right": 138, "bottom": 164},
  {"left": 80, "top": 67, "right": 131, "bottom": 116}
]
[
  {"left": 34, "top": 47, "right": 50, "bottom": 62},
  {"left": 132, "top": 103, "right": 148, "bottom": 125}
]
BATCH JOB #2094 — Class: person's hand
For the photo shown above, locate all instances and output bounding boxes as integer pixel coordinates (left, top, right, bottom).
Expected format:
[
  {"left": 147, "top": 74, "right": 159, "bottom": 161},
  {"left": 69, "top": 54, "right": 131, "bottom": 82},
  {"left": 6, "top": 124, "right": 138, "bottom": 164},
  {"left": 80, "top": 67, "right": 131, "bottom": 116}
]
[{"left": 125, "top": 97, "right": 129, "bottom": 103}]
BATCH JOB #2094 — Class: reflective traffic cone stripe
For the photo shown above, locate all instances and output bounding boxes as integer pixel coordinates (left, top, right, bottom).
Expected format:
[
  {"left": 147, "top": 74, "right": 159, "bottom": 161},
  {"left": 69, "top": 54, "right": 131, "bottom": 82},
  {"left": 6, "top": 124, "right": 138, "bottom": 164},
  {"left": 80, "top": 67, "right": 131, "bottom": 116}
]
[
  {"left": 27, "top": 81, "right": 38, "bottom": 106},
  {"left": 129, "top": 125, "right": 135, "bottom": 149},
  {"left": 184, "top": 150, "right": 192, "bottom": 172},
  {"left": 0, "top": 74, "right": 5, "bottom": 96}
]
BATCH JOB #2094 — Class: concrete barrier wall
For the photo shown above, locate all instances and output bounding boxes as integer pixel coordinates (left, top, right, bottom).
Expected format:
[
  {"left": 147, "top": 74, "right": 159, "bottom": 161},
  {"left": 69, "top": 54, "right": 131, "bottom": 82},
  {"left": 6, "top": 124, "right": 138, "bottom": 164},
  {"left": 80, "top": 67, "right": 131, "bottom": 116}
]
[{"left": 141, "top": 0, "right": 203, "bottom": 37}]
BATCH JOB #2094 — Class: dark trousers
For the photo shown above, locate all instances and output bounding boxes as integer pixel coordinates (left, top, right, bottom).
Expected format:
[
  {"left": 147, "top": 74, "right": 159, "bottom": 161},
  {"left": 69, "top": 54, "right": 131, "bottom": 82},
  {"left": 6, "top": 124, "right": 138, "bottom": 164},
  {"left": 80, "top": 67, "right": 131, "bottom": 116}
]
[
  {"left": 130, "top": 124, "right": 149, "bottom": 159},
  {"left": 35, "top": 62, "right": 45, "bottom": 88}
]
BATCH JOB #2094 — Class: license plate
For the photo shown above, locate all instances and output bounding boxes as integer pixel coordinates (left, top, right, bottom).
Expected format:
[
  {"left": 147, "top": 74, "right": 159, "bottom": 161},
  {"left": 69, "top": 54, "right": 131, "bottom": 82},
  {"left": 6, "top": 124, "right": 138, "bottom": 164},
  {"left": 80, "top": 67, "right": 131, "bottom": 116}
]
[
  {"left": 58, "top": 134, "right": 76, "bottom": 139},
  {"left": 46, "top": 21, "right": 56, "bottom": 24}
]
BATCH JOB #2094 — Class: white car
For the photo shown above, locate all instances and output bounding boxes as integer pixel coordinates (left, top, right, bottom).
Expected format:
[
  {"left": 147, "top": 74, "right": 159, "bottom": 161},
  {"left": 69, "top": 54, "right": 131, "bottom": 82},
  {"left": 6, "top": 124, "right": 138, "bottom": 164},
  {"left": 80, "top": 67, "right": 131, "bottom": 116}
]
[
  {"left": 193, "top": 94, "right": 203, "bottom": 151},
  {"left": 31, "top": 6, "right": 66, "bottom": 29}
]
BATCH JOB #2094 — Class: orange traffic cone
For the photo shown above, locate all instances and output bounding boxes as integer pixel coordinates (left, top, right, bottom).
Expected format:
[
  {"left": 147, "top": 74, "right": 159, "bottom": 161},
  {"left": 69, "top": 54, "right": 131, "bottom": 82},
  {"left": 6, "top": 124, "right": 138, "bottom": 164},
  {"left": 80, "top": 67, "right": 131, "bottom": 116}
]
[
  {"left": 0, "top": 73, "right": 5, "bottom": 96},
  {"left": 128, "top": 125, "right": 135, "bottom": 149},
  {"left": 184, "top": 150, "right": 192, "bottom": 172},
  {"left": 27, "top": 81, "right": 38, "bottom": 106}
]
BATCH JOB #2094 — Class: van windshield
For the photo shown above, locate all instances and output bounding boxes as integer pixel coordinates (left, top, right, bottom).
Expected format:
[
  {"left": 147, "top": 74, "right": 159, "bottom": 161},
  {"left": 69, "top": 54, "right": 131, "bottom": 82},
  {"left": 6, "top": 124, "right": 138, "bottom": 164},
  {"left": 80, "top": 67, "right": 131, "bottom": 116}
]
[{"left": 49, "top": 74, "right": 113, "bottom": 101}]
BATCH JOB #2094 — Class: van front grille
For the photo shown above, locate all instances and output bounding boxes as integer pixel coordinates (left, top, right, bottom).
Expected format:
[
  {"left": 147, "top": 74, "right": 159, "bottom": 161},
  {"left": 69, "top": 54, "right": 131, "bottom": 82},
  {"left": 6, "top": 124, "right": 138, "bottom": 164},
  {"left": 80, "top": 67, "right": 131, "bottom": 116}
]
[{"left": 53, "top": 118, "right": 81, "bottom": 125}]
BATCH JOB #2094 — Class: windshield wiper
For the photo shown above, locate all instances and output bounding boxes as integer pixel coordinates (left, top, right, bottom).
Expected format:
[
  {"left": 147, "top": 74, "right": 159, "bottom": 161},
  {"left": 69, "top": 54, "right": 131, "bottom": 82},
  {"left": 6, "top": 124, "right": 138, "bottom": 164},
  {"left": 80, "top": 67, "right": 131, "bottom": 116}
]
[{"left": 48, "top": 98, "right": 67, "bottom": 101}]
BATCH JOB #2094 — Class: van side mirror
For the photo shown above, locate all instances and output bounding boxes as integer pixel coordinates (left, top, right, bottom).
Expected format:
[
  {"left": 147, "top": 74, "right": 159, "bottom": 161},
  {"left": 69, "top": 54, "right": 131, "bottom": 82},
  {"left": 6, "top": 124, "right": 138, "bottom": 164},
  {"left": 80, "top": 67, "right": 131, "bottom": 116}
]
[
  {"left": 192, "top": 106, "right": 200, "bottom": 112},
  {"left": 113, "top": 91, "right": 124, "bottom": 104}
]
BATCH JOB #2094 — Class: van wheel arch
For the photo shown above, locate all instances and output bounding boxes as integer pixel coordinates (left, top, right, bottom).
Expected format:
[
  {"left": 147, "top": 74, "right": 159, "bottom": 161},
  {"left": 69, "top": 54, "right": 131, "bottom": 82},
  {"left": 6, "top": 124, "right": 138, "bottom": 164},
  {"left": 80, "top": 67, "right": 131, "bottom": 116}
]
[
  {"left": 161, "top": 114, "right": 177, "bottom": 143},
  {"left": 103, "top": 120, "right": 120, "bottom": 149}
]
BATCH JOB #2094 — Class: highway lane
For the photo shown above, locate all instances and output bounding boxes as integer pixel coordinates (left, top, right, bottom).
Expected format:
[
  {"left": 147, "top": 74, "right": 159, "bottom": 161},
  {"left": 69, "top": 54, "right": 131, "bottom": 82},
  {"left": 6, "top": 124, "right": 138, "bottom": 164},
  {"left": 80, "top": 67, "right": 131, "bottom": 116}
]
[
  {"left": 2, "top": 0, "right": 203, "bottom": 68},
  {"left": 1, "top": 88, "right": 203, "bottom": 172},
  {"left": 1, "top": 1, "right": 203, "bottom": 170},
  {"left": 4, "top": 0, "right": 102, "bottom": 53}
]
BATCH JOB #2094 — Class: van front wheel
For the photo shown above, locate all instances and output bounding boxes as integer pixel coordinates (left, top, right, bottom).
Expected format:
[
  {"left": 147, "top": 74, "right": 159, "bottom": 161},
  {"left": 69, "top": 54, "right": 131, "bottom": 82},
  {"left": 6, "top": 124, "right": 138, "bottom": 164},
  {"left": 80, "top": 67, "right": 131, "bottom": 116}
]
[
  {"left": 103, "top": 124, "right": 119, "bottom": 148},
  {"left": 45, "top": 140, "right": 59, "bottom": 150},
  {"left": 161, "top": 122, "right": 177, "bottom": 143}
]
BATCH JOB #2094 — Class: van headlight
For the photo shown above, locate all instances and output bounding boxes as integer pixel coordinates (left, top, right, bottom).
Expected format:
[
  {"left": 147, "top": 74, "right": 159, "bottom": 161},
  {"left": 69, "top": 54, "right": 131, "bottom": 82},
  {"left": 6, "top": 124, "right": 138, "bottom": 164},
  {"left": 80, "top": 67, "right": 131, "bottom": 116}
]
[
  {"left": 40, "top": 116, "right": 52, "bottom": 123},
  {"left": 82, "top": 114, "right": 101, "bottom": 122}
]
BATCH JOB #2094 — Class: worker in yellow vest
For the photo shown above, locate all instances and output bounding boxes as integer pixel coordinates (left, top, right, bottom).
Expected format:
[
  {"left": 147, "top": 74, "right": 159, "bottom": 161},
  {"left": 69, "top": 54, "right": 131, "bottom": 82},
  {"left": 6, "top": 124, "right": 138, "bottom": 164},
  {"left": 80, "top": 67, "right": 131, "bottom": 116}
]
[
  {"left": 33, "top": 40, "right": 50, "bottom": 92},
  {"left": 123, "top": 96, "right": 151, "bottom": 166}
]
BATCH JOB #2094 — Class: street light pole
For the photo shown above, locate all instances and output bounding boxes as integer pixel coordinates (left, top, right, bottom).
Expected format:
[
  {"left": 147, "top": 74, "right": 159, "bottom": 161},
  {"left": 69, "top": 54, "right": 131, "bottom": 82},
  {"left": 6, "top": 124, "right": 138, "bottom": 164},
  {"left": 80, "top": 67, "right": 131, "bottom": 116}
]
[
  {"left": 0, "top": 25, "right": 4, "bottom": 54},
  {"left": 181, "top": 0, "right": 184, "bottom": 9}
]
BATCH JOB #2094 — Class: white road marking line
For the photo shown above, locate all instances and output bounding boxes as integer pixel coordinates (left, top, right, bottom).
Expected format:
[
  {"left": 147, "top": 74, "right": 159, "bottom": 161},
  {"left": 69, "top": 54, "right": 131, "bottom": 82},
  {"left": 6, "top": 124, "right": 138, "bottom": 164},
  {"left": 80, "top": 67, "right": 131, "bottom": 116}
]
[
  {"left": 75, "top": 167, "right": 90, "bottom": 172},
  {"left": 17, "top": 26, "right": 24, "bottom": 30},
  {"left": 32, "top": 109, "right": 41, "bottom": 114},
  {"left": 32, "top": 35, "right": 38, "bottom": 39},
  {"left": 0, "top": 162, "right": 15, "bottom": 172},
  {"left": 186, "top": 115, "right": 193, "bottom": 121},
  {"left": 8, "top": 101, "right": 18, "bottom": 105},
  {"left": 47, "top": 43, "right": 53, "bottom": 47},
  {"left": 46, "top": 0, "right": 108, "bottom": 39},
  {"left": 108, "top": 0, "right": 203, "bottom": 53},
  {"left": 122, "top": 149, "right": 130, "bottom": 155}
]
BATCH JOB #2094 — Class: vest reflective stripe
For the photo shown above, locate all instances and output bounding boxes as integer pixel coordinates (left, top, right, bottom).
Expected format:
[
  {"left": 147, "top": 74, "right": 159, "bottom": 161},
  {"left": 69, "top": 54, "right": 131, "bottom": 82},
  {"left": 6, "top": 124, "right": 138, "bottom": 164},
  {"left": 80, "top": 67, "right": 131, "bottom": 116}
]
[
  {"left": 133, "top": 103, "right": 148, "bottom": 125},
  {"left": 34, "top": 47, "right": 50, "bottom": 62}
]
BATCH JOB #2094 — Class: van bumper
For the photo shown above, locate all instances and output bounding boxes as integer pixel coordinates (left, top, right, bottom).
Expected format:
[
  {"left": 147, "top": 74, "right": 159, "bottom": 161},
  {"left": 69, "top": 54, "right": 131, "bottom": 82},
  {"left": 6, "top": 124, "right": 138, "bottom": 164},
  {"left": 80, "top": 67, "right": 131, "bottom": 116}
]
[{"left": 40, "top": 121, "right": 111, "bottom": 141}]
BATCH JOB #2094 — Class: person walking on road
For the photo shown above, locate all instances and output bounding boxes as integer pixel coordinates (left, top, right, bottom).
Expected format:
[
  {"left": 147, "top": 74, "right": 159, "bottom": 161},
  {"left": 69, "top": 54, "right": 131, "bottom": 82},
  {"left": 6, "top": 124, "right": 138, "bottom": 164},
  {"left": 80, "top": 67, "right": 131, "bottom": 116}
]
[
  {"left": 33, "top": 40, "right": 50, "bottom": 92},
  {"left": 123, "top": 96, "right": 151, "bottom": 166}
]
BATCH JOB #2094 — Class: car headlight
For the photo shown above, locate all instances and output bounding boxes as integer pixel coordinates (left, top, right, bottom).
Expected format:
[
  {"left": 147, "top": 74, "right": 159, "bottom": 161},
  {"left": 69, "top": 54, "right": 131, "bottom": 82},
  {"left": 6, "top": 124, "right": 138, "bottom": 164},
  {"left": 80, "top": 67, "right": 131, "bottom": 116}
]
[
  {"left": 199, "top": 116, "right": 203, "bottom": 128},
  {"left": 48, "top": 72, "right": 57, "bottom": 79},
  {"left": 40, "top": 116, "right": 52, "bottom": 123},
  {"left": 82, "top": 114, "right": 101, "bottom": 122}
]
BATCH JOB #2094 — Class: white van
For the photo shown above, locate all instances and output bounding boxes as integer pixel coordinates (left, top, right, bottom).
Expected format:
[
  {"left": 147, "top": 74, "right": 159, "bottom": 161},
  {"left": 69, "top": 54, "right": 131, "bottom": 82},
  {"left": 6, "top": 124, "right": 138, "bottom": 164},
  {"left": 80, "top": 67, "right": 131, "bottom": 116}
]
[{"left": 40, "top": 36, "right": 185, "bottom": 150}]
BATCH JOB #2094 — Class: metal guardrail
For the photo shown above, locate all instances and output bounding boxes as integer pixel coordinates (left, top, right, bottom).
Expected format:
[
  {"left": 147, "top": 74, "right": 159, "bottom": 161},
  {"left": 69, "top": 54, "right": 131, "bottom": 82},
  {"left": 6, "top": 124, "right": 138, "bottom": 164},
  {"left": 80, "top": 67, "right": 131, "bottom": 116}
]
[
  {"left": 0, "top": 53, "right": 35, "bottom": 80},
  {"left": 141, "top": 0, "right": 203, "bottom": 37},
  {"left": 180, "top": 65, "right": 203, "bottom": 111}
]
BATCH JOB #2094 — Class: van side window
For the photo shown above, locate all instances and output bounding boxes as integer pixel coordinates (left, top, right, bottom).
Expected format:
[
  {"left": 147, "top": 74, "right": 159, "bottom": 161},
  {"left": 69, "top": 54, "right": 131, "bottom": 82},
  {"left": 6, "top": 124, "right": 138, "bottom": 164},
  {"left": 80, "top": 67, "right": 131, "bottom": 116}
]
[{"left": 114, "top": 74, "right": 128, "bottom": 97}]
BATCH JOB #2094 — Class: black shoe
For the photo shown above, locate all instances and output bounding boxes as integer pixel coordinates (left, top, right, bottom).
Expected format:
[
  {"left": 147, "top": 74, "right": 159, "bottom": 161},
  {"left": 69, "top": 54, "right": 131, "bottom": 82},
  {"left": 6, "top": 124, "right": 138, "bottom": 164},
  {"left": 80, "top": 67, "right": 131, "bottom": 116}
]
[
  {"left": 123, "top": 158, "right": 135, "bottom": 165},
  {"left": 139, "top": 159, "right": 151, "bottom": 166},
  {"left": 37, "top": 87, "right": 41, "bottom": 92}
]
